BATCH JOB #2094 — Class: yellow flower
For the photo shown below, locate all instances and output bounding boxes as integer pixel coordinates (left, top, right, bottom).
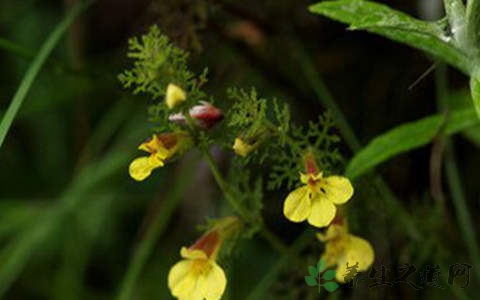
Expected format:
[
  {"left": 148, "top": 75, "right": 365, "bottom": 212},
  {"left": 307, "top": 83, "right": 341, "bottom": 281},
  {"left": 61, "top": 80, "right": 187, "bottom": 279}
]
[
  {"left": 168, "top": 231, "right": 227, "bottom": 300},
  {"left": 129, "top": 132, "right": 189, "bottom": 181},
  {"left": 283, "top": 172, "right": 353, "bottom": 228},
  {"left": 166, "top": 83, "right": 187, "bottom": 109},
  {"left": 232, "top": 138, "right": 255, "bottom": 157},
  {"left": 318, "top": 223, "right": 374, "bottom": 283}
]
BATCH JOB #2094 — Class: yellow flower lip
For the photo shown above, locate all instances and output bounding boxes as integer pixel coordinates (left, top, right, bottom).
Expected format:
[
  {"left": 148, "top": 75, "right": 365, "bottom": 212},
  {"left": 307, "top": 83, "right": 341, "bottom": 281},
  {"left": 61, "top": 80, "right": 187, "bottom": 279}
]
[
  {"left": 283, "top": 172, "right": 354, "bottom": 228},
  {"left": 165, "top": 83, "right": 187, "bottom": 109},
  {"left": 319, "top": 223, "right": 375, "bottom": 283},
  {"left": 129, "top": 132, "right": 191, "bottom": 181},
  {"left": 168, "top": 225, "right": 232, "bottom": 300}
]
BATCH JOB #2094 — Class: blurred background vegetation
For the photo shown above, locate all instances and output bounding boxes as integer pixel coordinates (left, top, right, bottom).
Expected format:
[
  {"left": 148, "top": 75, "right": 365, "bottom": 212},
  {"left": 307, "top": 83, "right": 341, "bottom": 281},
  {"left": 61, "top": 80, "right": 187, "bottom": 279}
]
[{"left": 0, "top": 0, "right": 479, "bottom": 299}]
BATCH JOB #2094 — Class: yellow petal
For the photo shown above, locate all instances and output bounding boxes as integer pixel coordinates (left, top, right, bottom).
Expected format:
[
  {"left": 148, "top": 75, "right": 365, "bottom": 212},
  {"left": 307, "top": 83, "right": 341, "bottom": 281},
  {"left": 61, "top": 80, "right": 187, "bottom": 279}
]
[
  {"left": 168, "top": 260, "right": 198, "bottom": 298},
  {"left": 335, "top": 235, "right": 375, "bottom": 282},
  {"left": 148, "top": 153, "right": 167, "bottom": 167},
  {"left": 129, "top": 157, "right": 162, "bottom": 181},
  {"left": 166, "top": 83, "right": 187, "bottom": 109},
  {"left": 307, "top": 194, "right": 336, "bottom": 228},
  {"left": 180, "top": 247, "right": 209, "bottom": 260},
  {"left": 321, "top": 176, "right": 354, "bottom": 205},
  {"left": 283, "top": 186, "right": 311, "bottom": 223},
  {"left": 321, "top": 242, "right": 342, "bottom": 268},
  {"left": 199, "top": 261, "right": 227, "bottom": 300},
  {"left": 139, "top": 136, "right": 171, "bottom": 159}
]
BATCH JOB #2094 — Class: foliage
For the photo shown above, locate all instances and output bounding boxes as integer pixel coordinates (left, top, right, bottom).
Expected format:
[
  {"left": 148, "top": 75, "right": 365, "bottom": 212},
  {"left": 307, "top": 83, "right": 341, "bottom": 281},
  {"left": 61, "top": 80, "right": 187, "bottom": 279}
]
[
  {"left": 226, "top": 87, "right": 343, "bottom": 190},
  {"left": 346, "top": 108, "right": 479, "bottom": 179},
  {"left": 310, "top": 0, "right": 480, "bottom": 118}
]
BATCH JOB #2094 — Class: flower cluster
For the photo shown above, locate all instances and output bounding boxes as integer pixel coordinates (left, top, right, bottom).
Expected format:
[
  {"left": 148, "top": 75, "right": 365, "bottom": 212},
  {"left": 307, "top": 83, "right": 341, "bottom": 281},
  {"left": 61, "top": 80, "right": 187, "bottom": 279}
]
[
  {"left": 128, "top": 83, "right": 223, "bottom": 181},
  {"left": 121, "top": 27, "right": 375, "bottom": 299}
]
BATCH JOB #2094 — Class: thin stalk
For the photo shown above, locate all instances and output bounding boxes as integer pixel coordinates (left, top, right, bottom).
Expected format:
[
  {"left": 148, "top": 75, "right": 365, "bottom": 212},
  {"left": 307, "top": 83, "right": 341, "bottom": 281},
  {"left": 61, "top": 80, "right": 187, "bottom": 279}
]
[
  {"left": 0, "top": 0, "right": 93, "bottom": 149},
  {"left": 466, "top": 0, "right": 480, "bottom": 55},
  {"left": 444, "top": 0, "right": 468, "bottom": 49},
  {"left": 201, "top": 147, "right": 254, "bottom": 222},
  {"left": 435, "top": 63, "right": 480, "bottom": 282},
  {"left": 445, "top": 146, "right": 480, "bottom": 281},
  {"left": 201, "top": 147, "right": 302, "bottom": 263}
]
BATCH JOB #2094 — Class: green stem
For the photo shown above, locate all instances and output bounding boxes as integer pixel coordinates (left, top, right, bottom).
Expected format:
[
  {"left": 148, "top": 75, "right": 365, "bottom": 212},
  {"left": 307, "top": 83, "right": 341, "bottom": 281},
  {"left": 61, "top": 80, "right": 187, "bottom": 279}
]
[
  {"left": 0, "top": 0, "right": 93, "bottom": 149},
  {"left": 444, "top": 0, "right": 468, "bottom": 49},
  {"left": 435, "top": 63, "right": 480, "bottom": 283},
  {"left": 201, "top": 147, "right": 253, "bottom": 222},
  {"left": 466, "top": 0, "right": 480, "bottom": 56},
  {"left": 201, "top": 147, "right": 301, "bottom": 262},
  {"left": 445, "top": 145, "right": 480, "bottom": 282}
]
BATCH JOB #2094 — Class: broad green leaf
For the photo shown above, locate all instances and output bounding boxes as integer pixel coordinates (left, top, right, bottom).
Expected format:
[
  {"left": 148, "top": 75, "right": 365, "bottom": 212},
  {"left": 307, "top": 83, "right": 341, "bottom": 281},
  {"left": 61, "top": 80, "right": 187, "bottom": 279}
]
[
  {"left": 308, "top": 266, "right": 318, "bottom": 277},
  {"left": 346, "top": 109, "right": 479, "bottom": 179},
  {"left": 317, "top": 258, "right": 327, "bottom": 272},
  {"left": 322, "top": 270, "right": 336, "bottom": 280},
  {"left": 469, "top": 76, "right": 480, "bottom": 118},
  {"left": 305, "top": 276, "right": 318, "bottom": 286},
  {"left": 309, "top": 0, "right": 470, "bottom": 74},
  {"left": 323, "top": 281, "right": 339, "bottom": 292}
]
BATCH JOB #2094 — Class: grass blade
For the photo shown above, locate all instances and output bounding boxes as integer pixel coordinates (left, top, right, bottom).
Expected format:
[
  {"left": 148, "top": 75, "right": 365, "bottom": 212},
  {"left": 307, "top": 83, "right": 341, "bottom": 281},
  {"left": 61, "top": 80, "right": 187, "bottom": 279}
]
[{"left": 0, "top": 0, "right": 93, "bottom": 149}]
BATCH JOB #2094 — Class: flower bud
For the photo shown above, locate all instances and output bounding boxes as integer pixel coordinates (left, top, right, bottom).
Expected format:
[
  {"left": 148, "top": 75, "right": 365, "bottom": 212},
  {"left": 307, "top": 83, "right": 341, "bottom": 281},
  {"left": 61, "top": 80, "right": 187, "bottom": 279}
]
[
  {"left": 233, "top": 138, "right": 255, "bottom": 157},
  {"left": 169, "top": 101, "right": 224, "bottom": 129},
  {"left": 165, "top": 83, "right": 187, "bottom": 109}
]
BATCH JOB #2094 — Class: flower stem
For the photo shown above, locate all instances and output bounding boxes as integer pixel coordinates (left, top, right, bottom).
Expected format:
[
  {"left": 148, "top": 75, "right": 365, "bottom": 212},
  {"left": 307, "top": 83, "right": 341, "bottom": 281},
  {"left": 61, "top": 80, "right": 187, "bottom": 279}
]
[{"left": 200, "top": 147, "right": 303, "bottom": 263}]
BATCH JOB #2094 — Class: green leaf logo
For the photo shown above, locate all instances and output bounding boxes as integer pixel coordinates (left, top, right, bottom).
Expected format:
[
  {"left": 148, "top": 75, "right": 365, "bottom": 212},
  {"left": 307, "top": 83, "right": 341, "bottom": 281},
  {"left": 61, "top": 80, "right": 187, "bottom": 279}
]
[
  {"left": 304, "top": 258, "right": 338, "bottom": 293},
  {"left": 324, "top": 281, "right": 339, "bottom": 292},
  {"left": 322, "top": 270, "right": 336, "bottom": 281},
  {"left": 308, "top": 266, "right": 318, "bottom": 277}
]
